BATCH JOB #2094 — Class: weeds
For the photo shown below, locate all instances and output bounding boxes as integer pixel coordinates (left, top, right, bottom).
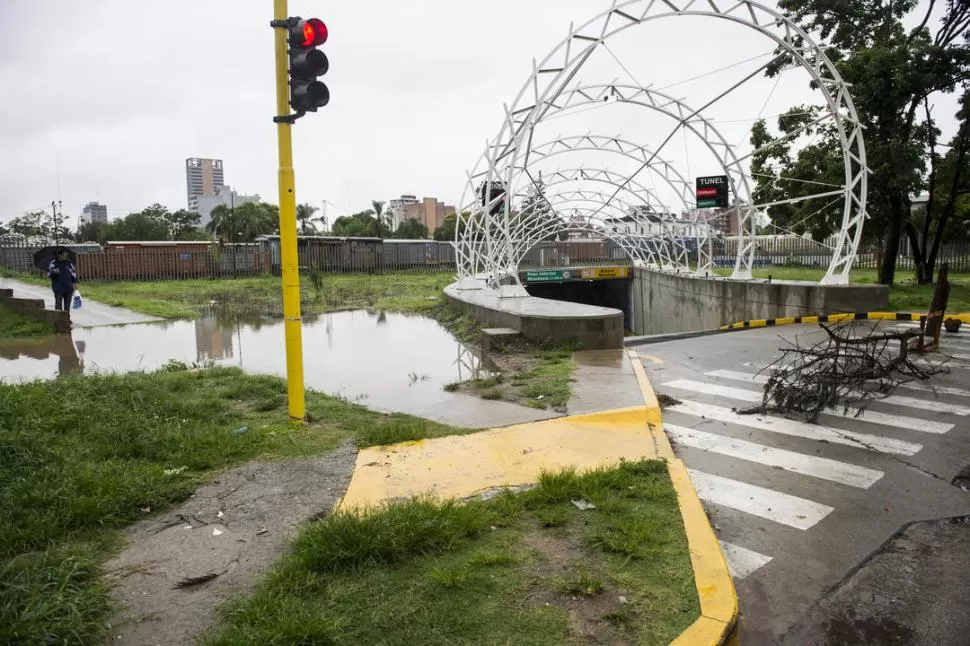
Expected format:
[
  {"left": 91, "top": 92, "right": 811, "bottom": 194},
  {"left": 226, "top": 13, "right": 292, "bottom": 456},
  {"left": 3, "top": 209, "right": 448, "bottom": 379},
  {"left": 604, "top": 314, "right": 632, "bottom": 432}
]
[
  {"left": 0, "top": 304, "right": 56, "bottom": 340},
  {"left": 206, "top": 461, "right": 697, "bottom": 646},
  {"left": 0, "top": 367, "right": 469, "bottom": 644}
]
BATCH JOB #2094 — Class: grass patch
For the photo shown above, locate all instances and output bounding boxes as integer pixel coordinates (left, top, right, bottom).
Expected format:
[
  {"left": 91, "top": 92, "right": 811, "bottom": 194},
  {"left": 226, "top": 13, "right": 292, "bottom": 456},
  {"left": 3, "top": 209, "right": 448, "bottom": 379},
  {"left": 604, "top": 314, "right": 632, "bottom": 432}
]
[
  {"left": 0, "top": 366, "right": 470, "bottom": 644},
  {"left": 0, "top": 304, "right": 56, "bottom": 340},
  {"left": 204, "top": 461, "right": 698, "bottom": 645},
  {"left": 715, "top": 267, "right": 970, "bottom": 313},
  {"left": 0, "top": 271, "right": 454, "bottom": 319}
]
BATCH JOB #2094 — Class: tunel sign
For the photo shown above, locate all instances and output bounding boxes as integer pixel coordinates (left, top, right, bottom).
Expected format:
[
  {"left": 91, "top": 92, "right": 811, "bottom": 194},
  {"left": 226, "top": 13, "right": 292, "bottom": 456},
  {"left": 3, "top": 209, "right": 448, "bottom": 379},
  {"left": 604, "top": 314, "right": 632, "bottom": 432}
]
[{"left": 696, "top": 175, "right": 729, "bottom": 208}]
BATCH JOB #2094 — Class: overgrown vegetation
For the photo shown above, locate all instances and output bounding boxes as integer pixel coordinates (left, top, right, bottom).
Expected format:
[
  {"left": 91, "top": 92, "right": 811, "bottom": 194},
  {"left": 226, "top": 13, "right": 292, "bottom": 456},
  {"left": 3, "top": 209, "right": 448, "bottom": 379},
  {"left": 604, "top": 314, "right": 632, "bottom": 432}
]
[
  {"left": 432, "top": 303, "right": 577, "bottom": 411},
  {"left": 0, "top": 367, "right": 469, "bottom": 644},
  {"left": 1, "top": 271, "right": 454, "bottom": 319},
  {"left": 714, "top": 267, "right": 970, "bottom": 313},
  {"left": 204, "top": 461, "right": 698, "bottom": 645},
  {"left": 0, "top": 303, "right": 56, "bottom": 339}
]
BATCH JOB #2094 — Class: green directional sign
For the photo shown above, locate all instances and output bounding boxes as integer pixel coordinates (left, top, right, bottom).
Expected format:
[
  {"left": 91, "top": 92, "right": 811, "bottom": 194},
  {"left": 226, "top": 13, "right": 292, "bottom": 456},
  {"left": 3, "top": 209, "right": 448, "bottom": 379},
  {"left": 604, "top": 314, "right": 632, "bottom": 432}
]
[
  {"left": 524, "top": 270, "right": 572, "bottom": 283},
  {"left": 697, "top": 198, "right": 719, "bottom": 208}
]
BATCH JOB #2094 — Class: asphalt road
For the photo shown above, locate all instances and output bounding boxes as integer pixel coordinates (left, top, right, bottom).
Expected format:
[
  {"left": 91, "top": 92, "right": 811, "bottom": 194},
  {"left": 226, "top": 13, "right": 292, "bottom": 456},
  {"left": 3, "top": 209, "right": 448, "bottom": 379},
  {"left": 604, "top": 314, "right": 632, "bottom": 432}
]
[{"left": 634, "top": 322, "right": 970, "bottom": 645}]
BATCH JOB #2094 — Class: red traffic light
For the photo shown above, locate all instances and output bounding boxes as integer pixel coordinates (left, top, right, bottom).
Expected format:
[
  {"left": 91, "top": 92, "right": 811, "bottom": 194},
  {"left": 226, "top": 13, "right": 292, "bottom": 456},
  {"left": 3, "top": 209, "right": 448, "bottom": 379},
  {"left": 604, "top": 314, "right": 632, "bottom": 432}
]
[{"left": 294, "top": 18, "right": 328, "bottom": 48}]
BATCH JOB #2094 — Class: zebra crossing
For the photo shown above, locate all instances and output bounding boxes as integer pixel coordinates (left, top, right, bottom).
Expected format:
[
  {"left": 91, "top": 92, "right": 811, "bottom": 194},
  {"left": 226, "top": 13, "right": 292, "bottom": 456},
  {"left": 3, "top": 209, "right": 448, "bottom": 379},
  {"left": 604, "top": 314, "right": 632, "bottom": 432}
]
[{"left": 657, "top": 357, "right": 968, "bottom": 582}]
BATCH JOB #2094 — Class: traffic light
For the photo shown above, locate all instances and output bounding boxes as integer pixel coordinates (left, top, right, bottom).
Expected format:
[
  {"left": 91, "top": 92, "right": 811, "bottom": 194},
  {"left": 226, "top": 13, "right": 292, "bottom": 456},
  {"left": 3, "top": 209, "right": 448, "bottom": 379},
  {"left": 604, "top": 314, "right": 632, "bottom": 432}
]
[{"left": 287, "top": 17, "right": 329, "bottom": 113}]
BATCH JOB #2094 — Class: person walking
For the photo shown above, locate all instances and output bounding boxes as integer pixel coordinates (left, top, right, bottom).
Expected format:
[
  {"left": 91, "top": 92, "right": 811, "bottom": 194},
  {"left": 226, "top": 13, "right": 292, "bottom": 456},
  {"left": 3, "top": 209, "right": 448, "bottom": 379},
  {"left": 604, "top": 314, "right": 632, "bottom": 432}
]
[{"left": 48, "top": 249, "right": 78, "bottom": 320}]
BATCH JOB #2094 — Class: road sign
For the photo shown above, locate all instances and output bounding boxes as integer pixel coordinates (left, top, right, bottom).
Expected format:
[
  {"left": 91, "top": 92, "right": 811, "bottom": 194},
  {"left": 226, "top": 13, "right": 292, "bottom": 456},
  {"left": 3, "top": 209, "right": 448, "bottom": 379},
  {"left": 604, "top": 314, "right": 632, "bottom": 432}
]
[
  {"left": 581, "top": 267, "right": 631, "bottom": 280},
  {"left": 696, "top": 175, "right": 729, "bottom": 208},
  {"left": 524, "top": 270, "right": 571, "bottom": 282}
]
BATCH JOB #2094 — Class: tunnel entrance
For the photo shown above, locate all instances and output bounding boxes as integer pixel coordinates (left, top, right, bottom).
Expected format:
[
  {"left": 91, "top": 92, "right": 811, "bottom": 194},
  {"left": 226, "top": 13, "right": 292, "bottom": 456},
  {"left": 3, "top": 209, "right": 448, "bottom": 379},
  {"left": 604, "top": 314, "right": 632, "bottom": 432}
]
[{"left": 525, "top": 279, "right": 633, "bottom": 330}]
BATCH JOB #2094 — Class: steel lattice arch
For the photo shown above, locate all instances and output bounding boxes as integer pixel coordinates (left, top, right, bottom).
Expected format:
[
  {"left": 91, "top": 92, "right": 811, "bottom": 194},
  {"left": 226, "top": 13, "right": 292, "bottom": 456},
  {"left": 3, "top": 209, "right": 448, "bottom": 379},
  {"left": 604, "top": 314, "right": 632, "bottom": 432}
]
[{"left": 455, "top": 0, "right": 868, "bottom": 296}]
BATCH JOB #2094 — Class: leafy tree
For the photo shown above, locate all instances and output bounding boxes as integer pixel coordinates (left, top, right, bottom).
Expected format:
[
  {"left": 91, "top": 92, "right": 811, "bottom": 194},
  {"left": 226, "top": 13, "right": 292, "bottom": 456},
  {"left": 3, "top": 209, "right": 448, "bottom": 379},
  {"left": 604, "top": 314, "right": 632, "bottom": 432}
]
[
  {"left": 332, "top": 210, "right": 390, "bottom": 238},
  {"left": 0, "top": 221, "right": 8, "bottom": 237},
  {"left": 7, "top": 211, "right": 49, "bottom": 240},
  {"left": 297, "top": 203, "right": 319, "bottom": 236},
  {"left": 110, "top": 211, "right": 170, "bottom": 241},
  {"left": 77, "top": 221, "right": 112, "bottom": 244},
  {"left": 164, "top": 209, "right": 202, "bottom": 240},
  {"left": 393, "top": 218, "right": 429, "bottom": 239},
  {"left": 207, "top": 202, "right": 278, "bottom": 243},
  {"left": 206, "top": 205, "right": 235, "bottom": 243},
  {"left": 760, "top": 0, "right": 970, "bottom": 284},
  {"left": 433, "top": 213, "right": 458, "bottom": 241}
]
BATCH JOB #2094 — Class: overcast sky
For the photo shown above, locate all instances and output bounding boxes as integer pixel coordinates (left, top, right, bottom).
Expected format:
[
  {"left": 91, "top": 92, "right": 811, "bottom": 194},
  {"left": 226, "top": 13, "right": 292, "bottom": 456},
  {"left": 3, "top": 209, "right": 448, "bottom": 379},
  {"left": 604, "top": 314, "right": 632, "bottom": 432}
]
[{"left": 0, "top": 0, "right": 957, "bottom": 228}]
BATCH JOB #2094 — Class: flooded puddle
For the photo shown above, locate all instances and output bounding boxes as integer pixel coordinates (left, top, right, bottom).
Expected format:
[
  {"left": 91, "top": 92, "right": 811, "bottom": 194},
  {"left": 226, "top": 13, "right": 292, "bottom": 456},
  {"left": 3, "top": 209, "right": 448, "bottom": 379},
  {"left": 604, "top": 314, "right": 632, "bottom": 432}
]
[{"left": 0, "top": 310, "right": 503, "bottom": 421}]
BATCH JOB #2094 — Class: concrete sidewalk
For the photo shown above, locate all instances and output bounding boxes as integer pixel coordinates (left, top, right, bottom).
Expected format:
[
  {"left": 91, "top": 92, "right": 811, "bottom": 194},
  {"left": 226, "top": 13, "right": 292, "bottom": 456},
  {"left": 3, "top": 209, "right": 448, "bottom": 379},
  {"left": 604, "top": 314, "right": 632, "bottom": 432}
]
[
  {"left": 337, "top": 348, "right": 739, "bottom": 646},
  {"left": 0, "top": 277, "right": 161, "bottom": 328}
]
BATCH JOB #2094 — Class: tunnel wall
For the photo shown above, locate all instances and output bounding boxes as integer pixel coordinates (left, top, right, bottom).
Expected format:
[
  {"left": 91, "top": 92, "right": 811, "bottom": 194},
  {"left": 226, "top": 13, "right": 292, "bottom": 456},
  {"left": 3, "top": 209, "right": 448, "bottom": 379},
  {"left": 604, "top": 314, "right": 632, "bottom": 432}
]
[
  {"left": 630, "top": 269, "right": 890, "bottom": 335},
  {"left": 526, "top": 280, "right": 632, "bottom": 329}
]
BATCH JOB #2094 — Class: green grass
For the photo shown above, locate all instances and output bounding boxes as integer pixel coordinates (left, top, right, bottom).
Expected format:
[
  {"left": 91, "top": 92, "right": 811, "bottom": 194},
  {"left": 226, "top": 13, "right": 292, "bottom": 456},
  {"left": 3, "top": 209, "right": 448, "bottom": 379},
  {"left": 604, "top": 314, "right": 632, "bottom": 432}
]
[
  {"left": 714, "top": 267, "right": 970, "bottom": 313},
  {"left": 0, "top": 304, "right": 56, "bottom": 340},
  {"left": 0, "top": 366, "right": 470, "bottom": 644},
  {"left": 0, "top": 271, "right": 454, "bottom": 319},
  {"left": 204, "top": 461, "right": 698, "bottom": 646}
]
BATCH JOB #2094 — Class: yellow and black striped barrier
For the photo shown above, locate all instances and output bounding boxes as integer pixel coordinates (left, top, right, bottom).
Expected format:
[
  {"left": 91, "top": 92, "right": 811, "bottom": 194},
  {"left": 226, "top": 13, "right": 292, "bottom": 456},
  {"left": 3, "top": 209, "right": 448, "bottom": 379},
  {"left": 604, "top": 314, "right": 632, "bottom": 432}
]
[{"left": 719, "top": 311, "right": 970, "bottom": 332}]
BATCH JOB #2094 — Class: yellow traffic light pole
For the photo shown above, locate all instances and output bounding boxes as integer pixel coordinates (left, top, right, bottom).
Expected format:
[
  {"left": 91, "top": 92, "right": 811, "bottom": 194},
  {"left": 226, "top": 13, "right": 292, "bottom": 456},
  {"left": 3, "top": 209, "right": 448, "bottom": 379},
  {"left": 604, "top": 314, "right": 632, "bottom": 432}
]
[{"left": 272, "top": 0, "right": 306, "bottom": 422}]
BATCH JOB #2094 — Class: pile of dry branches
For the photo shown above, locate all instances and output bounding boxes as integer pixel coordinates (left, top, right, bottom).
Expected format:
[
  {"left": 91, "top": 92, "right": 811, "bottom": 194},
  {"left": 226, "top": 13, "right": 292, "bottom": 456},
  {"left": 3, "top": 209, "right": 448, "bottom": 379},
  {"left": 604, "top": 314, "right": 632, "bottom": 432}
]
[{"left": 740, "top": 323, "right": 949, "bottom": 423}]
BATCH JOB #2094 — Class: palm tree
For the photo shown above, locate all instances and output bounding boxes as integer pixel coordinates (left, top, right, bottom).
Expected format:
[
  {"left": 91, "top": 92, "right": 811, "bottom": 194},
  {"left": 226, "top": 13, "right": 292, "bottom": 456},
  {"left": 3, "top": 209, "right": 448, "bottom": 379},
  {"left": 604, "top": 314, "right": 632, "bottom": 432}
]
[
  {"left": 371, "top": 200, "right": 389, "bottom": 236},
  {"left": 297, "top": 203, "right": 319, "bottom": 236},
  {"left": 206, "top": 204, "right": 235, "bottom": 243}
]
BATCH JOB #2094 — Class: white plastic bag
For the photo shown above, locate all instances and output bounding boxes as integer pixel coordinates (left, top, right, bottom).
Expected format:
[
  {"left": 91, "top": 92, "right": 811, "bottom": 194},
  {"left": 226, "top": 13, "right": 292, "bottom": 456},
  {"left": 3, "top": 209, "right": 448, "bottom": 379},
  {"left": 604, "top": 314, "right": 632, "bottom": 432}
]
[{"left": 72, "top": 290, "right": 83, "bottom": 310}]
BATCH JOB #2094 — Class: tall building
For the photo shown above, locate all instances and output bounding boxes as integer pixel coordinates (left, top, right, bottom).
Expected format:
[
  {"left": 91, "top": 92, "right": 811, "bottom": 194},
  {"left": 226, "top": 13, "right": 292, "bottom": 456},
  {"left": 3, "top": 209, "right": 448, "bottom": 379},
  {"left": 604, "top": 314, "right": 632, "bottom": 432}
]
[
  {"left": 185, "top": 158, "right": 225, "bottom": 205},
  {"left": 189, "top": 185, "right": 261, "bottom": 228},
  {"left": 80, "top": 202, "right": 108, "bottom": 227},
  {"left": 395, "top": 196, "right": 455, "bottom": 236},
  {"left": 387, "top": 195, "right": 419, "bottom": 230}
]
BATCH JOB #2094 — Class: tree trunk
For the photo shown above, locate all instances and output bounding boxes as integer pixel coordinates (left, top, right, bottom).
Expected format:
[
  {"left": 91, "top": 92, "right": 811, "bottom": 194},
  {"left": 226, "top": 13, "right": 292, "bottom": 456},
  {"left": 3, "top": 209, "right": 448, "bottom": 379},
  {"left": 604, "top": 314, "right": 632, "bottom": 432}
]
[
  {"left": 927, "top": 122, "right": 969, "bottom": 278},
  {"left": 879, "top": 193, "right": 905, "bottom": 285}
]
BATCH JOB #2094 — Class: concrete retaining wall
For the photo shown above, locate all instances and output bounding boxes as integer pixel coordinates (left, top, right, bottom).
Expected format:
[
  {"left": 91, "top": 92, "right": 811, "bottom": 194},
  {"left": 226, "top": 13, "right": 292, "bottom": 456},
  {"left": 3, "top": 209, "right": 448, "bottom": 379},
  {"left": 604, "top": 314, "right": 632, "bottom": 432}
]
[
  {"left": 445, "top": 284, "right": 624, "bottom": 349},
  {"left": 0, "top": 288, "right": 70, "bottom": 334},
  {"left": 630, "top": 269, "right": 890, "bottom": 335}
]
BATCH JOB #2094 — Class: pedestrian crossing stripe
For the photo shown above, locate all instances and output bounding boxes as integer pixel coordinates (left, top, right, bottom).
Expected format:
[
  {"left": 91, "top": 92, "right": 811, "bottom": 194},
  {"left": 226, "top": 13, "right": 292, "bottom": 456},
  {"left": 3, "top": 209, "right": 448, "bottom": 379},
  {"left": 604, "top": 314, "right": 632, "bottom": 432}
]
[
  {"left": 664, "top": 379, "right": 953, "bottom": 435},
  {"left": 719, "top": 541, "right": 773, "bottom": 581},
  {"left": 666, "top": 399, "right": 923, "bottom": 455},
  {"left": 666, "top": 424, "right": 885, "bottom": 488},
  {"left": 688, "top": 469, "right": 834, "bottom": 529},
  {"left": 705, "top": 370, "right": 970, "bottom": 417}
]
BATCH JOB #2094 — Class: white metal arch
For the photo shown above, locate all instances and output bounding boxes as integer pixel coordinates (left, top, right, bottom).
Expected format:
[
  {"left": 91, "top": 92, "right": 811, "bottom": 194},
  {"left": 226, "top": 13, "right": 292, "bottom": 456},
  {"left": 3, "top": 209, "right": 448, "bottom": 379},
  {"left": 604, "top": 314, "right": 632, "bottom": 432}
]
[
  {"left": 516, "top": 188, "right": 695, "bottom": 271},
  {"left": 461, "top": 83, "right": 760, "bottom": 282},
  {"left": 458, "top": 0, "right": 867, "bottom": 291},
  {"left": 524, "top": 134, "right": 697, "bottom": 210}
]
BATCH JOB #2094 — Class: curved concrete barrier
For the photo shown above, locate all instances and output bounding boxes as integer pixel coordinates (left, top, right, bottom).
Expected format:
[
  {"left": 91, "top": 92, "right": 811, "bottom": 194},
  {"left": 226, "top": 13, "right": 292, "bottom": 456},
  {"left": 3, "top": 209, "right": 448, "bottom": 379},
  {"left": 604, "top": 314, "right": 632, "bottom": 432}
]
[{"left": 444, "top": 281, "right": 624, "bottom": 349}]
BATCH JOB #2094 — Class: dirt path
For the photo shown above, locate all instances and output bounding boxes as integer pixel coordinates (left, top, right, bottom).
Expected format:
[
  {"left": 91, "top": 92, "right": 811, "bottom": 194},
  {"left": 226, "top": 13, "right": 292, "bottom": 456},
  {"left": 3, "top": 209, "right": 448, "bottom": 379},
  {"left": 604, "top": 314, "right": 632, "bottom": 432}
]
[{"left": 102, "top": 442, "right": 357, "bottom": 645}]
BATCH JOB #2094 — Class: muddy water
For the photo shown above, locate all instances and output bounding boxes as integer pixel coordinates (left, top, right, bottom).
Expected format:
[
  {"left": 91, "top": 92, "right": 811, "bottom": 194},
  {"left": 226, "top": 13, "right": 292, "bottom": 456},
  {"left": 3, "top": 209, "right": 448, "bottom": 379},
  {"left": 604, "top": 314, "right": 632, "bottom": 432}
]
[{"left": 0, "top": 310, "right": 501, "bottom": 420}]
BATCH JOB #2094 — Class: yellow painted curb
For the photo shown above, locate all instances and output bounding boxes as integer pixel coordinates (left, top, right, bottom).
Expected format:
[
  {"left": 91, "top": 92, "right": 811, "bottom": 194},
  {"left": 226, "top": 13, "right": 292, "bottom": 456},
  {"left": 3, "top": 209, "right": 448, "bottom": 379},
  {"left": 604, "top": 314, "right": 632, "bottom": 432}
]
[
  {"left": 628, "top": 349, "right": 740, "bottom": 645},
  {"left": 720, "top": 311, "right": 970, "bottom": 332}
]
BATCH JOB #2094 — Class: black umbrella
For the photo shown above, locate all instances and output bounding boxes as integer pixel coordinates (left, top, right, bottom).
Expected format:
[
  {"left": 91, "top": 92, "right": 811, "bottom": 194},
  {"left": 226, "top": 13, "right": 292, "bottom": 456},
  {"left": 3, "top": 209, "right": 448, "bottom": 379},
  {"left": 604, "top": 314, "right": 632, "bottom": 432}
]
[{"left": 33, "top": 246, "right": 76, "bottom": 271}]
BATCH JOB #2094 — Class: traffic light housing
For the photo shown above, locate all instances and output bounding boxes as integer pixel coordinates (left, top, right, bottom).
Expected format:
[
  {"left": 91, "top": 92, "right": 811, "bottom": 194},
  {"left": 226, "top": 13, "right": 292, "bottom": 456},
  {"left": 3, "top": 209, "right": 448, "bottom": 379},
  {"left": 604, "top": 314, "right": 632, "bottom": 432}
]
[{"left": 286, "top": 17, "right": 329, "bottom": 114}]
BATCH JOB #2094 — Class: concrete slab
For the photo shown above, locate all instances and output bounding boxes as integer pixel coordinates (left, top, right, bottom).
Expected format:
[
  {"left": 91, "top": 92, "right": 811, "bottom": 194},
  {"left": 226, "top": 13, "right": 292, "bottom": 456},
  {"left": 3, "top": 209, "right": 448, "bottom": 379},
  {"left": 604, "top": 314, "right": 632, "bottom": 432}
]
[
  {"left": 568, "top": 349, "right": 645, "bottom": 415},
  {"left": 0, "top": 277, "right": 162, "bottom": 328},
  {"left": 338, "top": 407, "right": 666, "bottom": 509}
]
